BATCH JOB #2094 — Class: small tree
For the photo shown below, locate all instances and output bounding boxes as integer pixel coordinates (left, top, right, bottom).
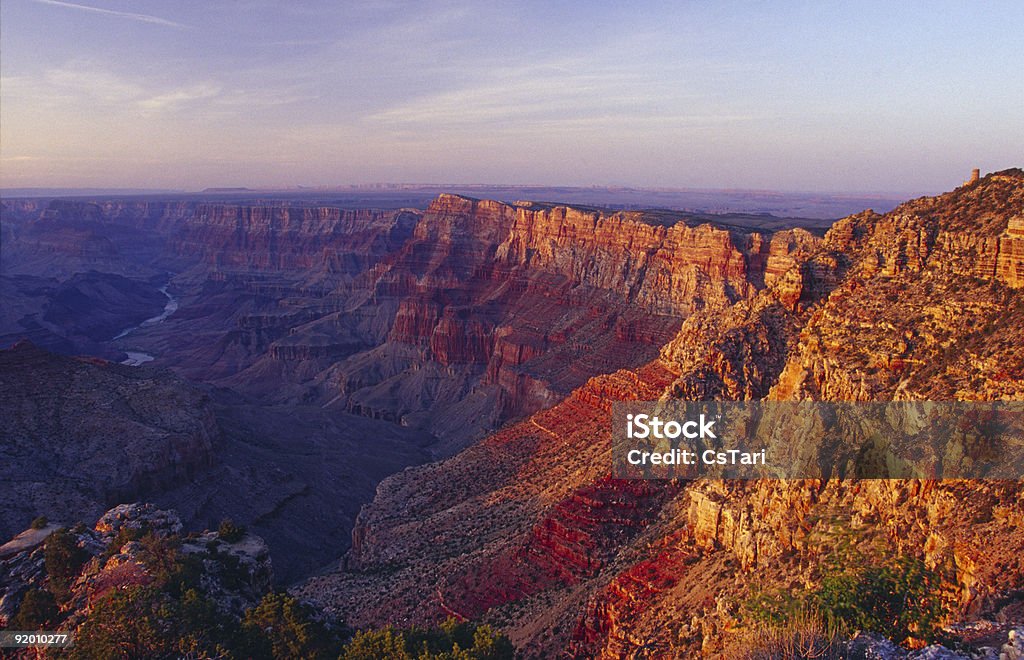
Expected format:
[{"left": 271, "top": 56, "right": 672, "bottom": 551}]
[
  {"left": 44, "top": 528, "right": 88, "bottom": 602},
  {"left": 30, "top": 515, "right": 49, "bottom": 530},
  {"left": 10, "top": 589, "right": 59, "bottom": 629},
  {"left": 218, "top": 518, "right": 246, "bottom": 543},
  {"left": 241, "top": 591, "right": 342, "bottom": 660}
]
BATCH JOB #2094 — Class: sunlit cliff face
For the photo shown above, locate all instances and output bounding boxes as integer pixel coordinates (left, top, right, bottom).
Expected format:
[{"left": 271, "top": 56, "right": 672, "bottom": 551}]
[{"left": 296, "top": 171, "right": 1024, "bottom": 657}]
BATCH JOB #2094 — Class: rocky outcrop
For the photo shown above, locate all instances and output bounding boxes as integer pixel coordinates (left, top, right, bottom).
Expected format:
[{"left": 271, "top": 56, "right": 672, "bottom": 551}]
[
  {"left": 998, "top": 215, "right": 1024, "bottom": 288},
  {"left": 297, "top": 171, "right": 1024, "bottom": 658},
  {"left": 94, "top": 503, "right": 185, "bottom": 538},
  {"left": 0, "top": 503, "right": 273, "bottom": 629},
  {"left": 770, "top": 170, "right": 1024, "bottom": 402}
]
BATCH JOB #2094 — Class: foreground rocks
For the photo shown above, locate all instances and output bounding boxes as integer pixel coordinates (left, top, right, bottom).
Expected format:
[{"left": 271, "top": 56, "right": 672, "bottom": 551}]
[{"left": 0, "top": 503, "right": 272, "bottom": 629}]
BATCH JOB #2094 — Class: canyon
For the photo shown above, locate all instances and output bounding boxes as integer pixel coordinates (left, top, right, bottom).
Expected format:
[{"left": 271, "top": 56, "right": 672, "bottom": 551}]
[
  {"left": 1, "top": 172, "right": 1022, "bottom": 656},
  {"left": 295, "top": 170, "right": 1024, "bottom": 657},
  {"left": 0, "top": 187, "right": 830, "bottom": 585},
  {"left": 2, "top": 191, "right": 827, "bottom": 456}
]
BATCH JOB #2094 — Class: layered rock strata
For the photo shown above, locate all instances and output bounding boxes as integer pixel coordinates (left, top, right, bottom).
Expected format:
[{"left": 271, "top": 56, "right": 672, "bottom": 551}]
[{"left": 296, "top": 170, "right": 1024, "bottom": 657}]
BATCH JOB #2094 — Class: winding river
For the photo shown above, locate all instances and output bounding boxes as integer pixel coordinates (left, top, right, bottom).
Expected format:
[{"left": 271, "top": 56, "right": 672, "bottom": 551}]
[{"left": 116, "top": 284, "right": 179, "bottom": 366}]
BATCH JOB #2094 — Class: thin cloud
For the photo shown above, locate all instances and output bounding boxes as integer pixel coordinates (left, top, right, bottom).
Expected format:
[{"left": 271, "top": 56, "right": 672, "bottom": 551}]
[
  {"left": 138, "top": 83, "right": 222, "bottom": 112},
  {"left": 368, "top": 63, "right": 702, "bottom": 128},
  {"left": 6, "top": 65, "right": 225, "bottom": 115},
  {"left": 32, "top": 0, "right": 188, "bottom": 29}
]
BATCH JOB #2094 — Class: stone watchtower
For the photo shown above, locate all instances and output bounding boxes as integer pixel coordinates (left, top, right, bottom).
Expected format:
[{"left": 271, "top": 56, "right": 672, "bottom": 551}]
[{"left": 964, "top": 168, "right": 981, "bottom": 186}]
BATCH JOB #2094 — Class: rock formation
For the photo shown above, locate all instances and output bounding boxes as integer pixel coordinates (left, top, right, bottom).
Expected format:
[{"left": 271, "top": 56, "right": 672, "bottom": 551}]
[
  {"left": 0, "top": 341, "right": 433, "bottom": 583},
  {"left": 0, "top": 503, "right": 273, "bottom": 631},
  {"left": 0, "top": 342, "right": 218, "bottom": 541},
  {"left": 296, "top": 170, "right": 1024, "bottom": 657}
]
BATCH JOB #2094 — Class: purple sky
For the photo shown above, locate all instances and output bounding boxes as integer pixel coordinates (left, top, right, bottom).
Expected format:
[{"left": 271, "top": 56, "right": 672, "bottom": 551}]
[{"left": 2, "top": 1, "right": 1022, "bottom": 193}]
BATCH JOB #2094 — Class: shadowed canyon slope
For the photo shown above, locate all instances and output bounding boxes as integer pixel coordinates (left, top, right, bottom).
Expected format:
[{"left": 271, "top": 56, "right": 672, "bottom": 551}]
[
  {"left": 0, "top": 342, "right": 433, "bottom": 583},
  {"left": 295, "top": 170, "right": 1024, "bottom": 657}
]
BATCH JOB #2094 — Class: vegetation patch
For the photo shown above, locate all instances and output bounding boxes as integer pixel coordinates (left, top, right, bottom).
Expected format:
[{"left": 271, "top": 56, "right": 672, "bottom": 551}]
[{"left": 743, "top": 553, "right": 949, "bottom": 653}]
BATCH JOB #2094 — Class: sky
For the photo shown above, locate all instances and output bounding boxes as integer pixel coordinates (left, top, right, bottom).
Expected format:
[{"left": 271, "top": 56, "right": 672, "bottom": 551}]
[{"left": 1, "top": 1, "right": 1022, "bottom": 193}]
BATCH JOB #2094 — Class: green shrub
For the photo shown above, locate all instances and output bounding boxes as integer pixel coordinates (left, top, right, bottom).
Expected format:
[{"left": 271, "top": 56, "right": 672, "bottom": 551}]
[
  {"left": 43, "top": 528, "right": 88, "bottom": 602},
  {"left": 218, "top": 518, "right": 247, "bottom": 543},
  {"left": 10, "top": 589, "right": 59, "bottom": 629},
  {"left": 241, "top": 591, "right": 343, "bottom": 660},
  {"left": 30, "top": 515, "right": 49, "bottom": 530},
  {"left": 815, "top": 556, "right": 946, "bottom": 643},
  {"left": 742, "top": 555, "right": 948, "bottom": 650},
  {"left": 342, "top": 618, "right": 514, "bottom": 660}
]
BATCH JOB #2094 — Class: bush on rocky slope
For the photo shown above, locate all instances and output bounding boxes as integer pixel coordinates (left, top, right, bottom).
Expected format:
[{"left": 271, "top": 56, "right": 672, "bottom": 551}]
[{"left": 1, "top": 503, "right": 512, "bottom": 659}]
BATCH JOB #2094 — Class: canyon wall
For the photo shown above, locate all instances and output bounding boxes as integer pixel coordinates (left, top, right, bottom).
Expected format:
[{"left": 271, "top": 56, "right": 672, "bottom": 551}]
[
  {"left": 296, "top": 170, "right": 1024, "bottom": 657},
  {"left": 1, "top": 192, "right": 812, "bottom": 581},
  {"left": 132, "top": 193, "right": 782, "bottom": 453}
]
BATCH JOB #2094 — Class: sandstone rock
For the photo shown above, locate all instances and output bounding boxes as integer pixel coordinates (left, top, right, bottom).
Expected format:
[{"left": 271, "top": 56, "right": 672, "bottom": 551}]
[
  {"left": 997, "top": 216, "right": 1024, "bottom": 289},
  {"left": 296, "top": 172, "right": 1024, "bottom": 658},
  {"left": 95, "top": 503, "right": 183, "bottom": 540}
]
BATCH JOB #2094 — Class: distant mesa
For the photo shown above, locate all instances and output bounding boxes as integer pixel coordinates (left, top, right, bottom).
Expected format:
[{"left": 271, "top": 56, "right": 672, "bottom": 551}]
[{"left": 201, "top": 187, "right": 254, "bottom": 193}]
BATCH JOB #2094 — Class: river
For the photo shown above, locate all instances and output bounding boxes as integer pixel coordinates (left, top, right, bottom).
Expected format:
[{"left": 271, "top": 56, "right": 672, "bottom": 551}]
[{"left": 116, "top": 284, "right": 178, "bottom": 366}]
